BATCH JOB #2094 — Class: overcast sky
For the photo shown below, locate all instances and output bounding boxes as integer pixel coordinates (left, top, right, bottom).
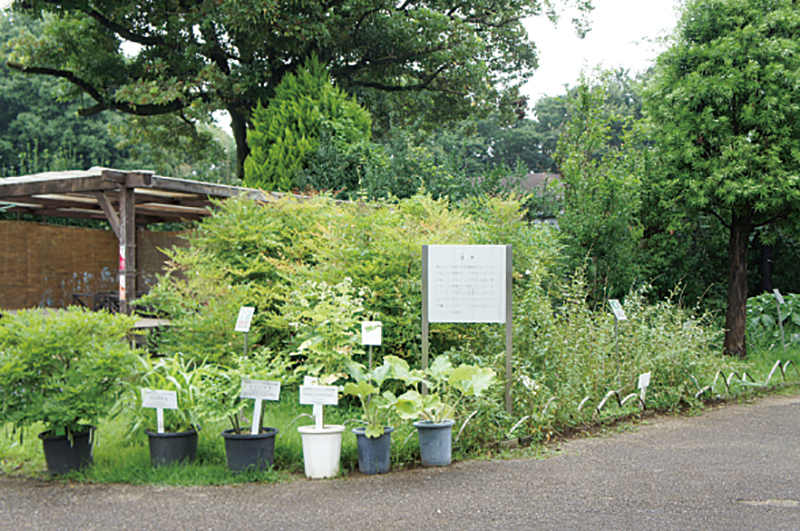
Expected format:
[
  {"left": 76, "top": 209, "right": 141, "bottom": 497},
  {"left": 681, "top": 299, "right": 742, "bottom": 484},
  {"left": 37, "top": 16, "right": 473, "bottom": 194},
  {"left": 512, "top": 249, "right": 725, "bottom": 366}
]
[{"left": 521, "top": 0, "right": 682, "bottom": 102}]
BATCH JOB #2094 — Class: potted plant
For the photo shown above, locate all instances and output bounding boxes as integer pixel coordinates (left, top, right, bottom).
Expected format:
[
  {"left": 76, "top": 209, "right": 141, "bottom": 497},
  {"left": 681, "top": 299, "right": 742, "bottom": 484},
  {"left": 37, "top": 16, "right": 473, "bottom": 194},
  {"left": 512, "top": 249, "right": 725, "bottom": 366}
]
[
  {"left": 283, "top": 279, "right": 368, "bottom": 478},
  {"left": 124, "top": 353, "right": 204, "bottom": 467},
  {"left": 0, "top": 307, "right": 139, "bottom": 475},
  {"left": 343, "top": 359, "right": 400, "bottom": 475},
  {"left": 388, "top": 355, "right": 495, "bottom": 467},
  {"left": 197, "top": 350, "right": 284, "bottom": 473}
]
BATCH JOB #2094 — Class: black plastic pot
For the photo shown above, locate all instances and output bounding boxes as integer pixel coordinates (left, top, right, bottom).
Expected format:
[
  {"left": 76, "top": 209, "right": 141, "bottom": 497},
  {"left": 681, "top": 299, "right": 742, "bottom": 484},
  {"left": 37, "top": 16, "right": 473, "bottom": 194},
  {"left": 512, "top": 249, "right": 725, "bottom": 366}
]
[
  {"left": 146, "top": 427, "right": 199, "bottom": 467},
  {"left": 221, "top": 427, "right": 279, "bottom": 473},
  {"left": 351, "top": 426, "right": 394, "bottom": 475},
  {"left": 38, "top": 426, "right": 95, "bottom": 476}
]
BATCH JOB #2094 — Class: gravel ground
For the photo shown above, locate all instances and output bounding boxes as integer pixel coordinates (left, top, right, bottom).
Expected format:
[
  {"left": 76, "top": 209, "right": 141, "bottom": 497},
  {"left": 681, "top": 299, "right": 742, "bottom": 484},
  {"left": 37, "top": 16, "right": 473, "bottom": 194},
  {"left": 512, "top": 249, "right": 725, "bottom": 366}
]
[{"left": 3, "top": 393, "right": 800, "bottom": 530}]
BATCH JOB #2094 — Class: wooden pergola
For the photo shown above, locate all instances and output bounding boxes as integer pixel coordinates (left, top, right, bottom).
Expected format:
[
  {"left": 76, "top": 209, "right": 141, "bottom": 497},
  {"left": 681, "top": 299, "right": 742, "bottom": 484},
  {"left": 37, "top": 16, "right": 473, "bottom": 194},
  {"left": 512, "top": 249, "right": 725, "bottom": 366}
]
[{"left": 0, "top": 167, "right": 276, "bottom": 313}]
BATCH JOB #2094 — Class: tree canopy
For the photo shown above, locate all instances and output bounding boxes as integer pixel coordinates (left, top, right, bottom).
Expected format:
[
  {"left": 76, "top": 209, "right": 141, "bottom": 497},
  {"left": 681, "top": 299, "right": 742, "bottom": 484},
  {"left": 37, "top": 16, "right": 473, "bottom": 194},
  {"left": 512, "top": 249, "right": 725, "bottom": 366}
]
[
  {"left": 3, "top": 0, "right": 592, "bottom": 182},
  {"left": 644, "top": 0, "right": 800, "bottom": 356}
]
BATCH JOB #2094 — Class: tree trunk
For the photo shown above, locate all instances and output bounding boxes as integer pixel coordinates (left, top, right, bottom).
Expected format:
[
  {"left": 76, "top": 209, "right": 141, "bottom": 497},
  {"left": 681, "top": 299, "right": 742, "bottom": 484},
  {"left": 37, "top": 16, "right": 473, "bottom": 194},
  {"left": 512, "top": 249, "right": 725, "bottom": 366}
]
[
  {"left": 228, "top": 107, "right": 250, "bottom": 183},
  {"left": 724, "top": 211, "right": 753, "bottom": 358}
]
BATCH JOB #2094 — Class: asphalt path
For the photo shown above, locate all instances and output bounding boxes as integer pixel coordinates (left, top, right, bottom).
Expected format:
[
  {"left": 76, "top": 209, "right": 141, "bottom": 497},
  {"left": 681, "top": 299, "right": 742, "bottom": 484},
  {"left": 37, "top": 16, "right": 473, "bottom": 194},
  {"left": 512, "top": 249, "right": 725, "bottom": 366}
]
[{"left": 3, "top": 393, "right": 800, "bottom": 530}]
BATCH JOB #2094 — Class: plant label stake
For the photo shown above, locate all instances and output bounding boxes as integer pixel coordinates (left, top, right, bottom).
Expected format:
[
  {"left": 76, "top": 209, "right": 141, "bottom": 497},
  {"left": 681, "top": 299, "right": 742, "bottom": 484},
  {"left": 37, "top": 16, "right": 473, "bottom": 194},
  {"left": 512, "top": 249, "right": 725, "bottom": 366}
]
[
  {"left": 300, "top": 384, "right": 338, "bottom": 430},
  {"left": 609, "top": 300, "right": 627, "bottom": 385},
  {"left": 303, "top": 376, "right": 322, "bottom": 428},
  {"left": 240, "top": 379, "right": 281, "bottom": 435},
  {"left": 142, "top": 389, "right": 178, "bottom": 433},
  {"left": 774, "top": 289, "right": 786, "bottom": 351},
  {"left": 638, "top": 372, "right": 651, "bottom": 404},
  {"left": 235, "top": 306, "right": 256, "bottom": 357},
  {"left": 362, "top": 321, "right": 382, "bottom": 371}
]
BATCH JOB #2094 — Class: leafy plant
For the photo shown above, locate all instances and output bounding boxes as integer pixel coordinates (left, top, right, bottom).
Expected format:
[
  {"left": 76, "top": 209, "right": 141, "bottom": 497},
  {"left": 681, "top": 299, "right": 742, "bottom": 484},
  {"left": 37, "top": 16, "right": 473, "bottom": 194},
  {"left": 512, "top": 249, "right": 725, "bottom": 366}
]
[
  {"left": 747, "top": 292, "right": 800, "bottom": 347},
  {"left": 283, "top": 278, "right": 370, "bottom": 382},
  {"left": 0, "top": 307, "right": 139, "bottom": 438},
  {"left": 343, "top": 359, "right": 400, "bottom": 438},
  {"left": 389, "top": 355, "right": 495, "bottom": 423},
  {"left": 122, "top": 353, "right": 205, "bottom": 434},
  {"left": 196, "top": 349, "right": 288, "bottom": 434}
]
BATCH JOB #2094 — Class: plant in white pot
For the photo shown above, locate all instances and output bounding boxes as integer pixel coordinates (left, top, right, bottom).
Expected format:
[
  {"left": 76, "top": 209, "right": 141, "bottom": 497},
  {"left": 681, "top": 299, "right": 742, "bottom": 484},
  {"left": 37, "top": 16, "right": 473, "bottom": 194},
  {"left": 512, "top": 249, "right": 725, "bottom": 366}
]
[
  {"left": 388, "top": 355, "right": 495, "bottom": 467},
  {"left": 284, "top": 279, "right": 369, "bottom": 479},
  {"left": 343, "top": 359, "right": 400, "bottom": 475},
  {"left": 123, "top": 353, "right": 204, "bottom": 467},
  {"left": 0, "top": 308, "right": 139, "bottom": 475},
  {"left": 197, "top": 350, "right": 285, "bottom": 473}
]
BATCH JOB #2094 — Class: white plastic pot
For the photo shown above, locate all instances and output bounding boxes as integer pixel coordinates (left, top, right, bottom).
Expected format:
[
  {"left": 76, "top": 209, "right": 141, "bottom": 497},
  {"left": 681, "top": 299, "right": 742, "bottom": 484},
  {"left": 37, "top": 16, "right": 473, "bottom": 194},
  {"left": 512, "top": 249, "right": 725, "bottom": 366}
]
[{"left": 297, "top": 424, "right": 345, "bottom": 479}]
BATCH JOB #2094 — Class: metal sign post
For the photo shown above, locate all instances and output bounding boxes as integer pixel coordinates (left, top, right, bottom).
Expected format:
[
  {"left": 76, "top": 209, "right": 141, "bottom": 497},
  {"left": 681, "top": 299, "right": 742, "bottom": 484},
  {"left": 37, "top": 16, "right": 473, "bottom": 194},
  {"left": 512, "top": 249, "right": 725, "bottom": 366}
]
[{"left": 608, "top": 300, "right": 628, "bottom": 386}]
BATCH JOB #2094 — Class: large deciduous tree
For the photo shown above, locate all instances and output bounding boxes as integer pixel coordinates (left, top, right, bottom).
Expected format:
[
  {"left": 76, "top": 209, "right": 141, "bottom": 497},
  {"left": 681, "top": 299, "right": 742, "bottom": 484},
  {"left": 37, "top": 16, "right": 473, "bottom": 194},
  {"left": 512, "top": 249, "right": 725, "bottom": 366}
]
[
  {"left": 3, "top": 0, "right": 592, "bottom": 182},
  {"left": 644, "top": 0, "right": 800, "bottom": 357}
]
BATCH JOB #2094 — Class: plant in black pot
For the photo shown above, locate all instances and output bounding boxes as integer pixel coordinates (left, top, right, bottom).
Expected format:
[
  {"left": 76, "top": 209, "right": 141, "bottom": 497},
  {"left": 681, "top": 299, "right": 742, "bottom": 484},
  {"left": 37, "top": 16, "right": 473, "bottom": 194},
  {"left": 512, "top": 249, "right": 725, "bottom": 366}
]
[
  {"left": 343, "top": 359, "right": 400, "bottom": 475},
  {"left": 197, "top": 350, "right": 285, "bottom": 473},
  {"left": 124, "top": 353, "right": 204, "bottom": 467},
  {"left": 389, "top": 355, "right": 495, "bottom": 467},
  {"left": 0, "top": 307, "right": 139, "bottom": 475}
]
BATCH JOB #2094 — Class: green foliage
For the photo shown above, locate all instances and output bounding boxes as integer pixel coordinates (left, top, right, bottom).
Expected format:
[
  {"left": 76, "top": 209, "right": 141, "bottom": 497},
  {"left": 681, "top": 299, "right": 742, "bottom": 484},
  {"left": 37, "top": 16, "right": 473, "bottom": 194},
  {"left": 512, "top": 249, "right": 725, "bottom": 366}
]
[
  {"left": 243, "top": 56, "right": 372, "bottom": 191},
  {"left": 196, "top": 350, "right": 288, "bottom": 434},
  {"left": 643, "top": 0, "right": 800, "bottom": 355},
  {"left": 747, "top": 292, "right": 800, "bottom": 349},
  {"left": 555, "top": 73, "right": 646, "bottom": 301},
  {"left": 121, "top": 353, "right": 205, "bottom": 434},
  {"left": 0, "top": 307, "right": 139, "bottom": 436},
  {"left": 4, "top": 0, "right": 593, "bottom": 179},
  {"left": 283, "top": 278, "right": 369, "bottom": 381},
  {"left": 343, "top": 358, "right": 400, "bottom": 438},
  {"left": 389, "top": 355, "right": 496, "bottom": 423}
]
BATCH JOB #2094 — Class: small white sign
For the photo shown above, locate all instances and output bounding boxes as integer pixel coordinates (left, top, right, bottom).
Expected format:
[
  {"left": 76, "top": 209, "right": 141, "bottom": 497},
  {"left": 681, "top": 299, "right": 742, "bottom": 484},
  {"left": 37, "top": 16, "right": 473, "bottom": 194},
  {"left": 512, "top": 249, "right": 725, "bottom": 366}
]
[
  {"left": 609, "top": 299, "right": 627, "bottom": 321},
  {"left": 240, "top": 379, "right": 281, "bottom": 401},
  {"left": 774, "top": 289, "right": 785, "bottom": 305},
  {"left": 299, "top": 385, "right": 339, "bottom": 406},
  {"left": 362, "top": 321, "right": 383, "bottom": 346},
  {"left": 235, "top": 306, "right": 255, "bottom": 333},
  {"left": 638, "top": 372, "right": 651, "bottom": 390},
  {"left": 141, "top": 389, "right": 178, "bottom": 410}
]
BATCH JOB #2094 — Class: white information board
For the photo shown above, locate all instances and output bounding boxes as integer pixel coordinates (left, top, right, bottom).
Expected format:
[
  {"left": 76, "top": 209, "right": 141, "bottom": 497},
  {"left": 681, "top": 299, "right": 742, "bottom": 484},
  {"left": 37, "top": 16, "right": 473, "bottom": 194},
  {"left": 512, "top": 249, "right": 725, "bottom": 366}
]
[
  {"left": 774, "top": 289, "right": 785, "bottom": 305},
  {"left": 609, "top": 299, "right": 627, "bottom": 321},
  {"left": 638, "top": 372, "right": 651, "bottom": 390},
  {"left": 235, "top": 306, "right": 255, "bottom": 332},
  {"left": 427, "top": 245, "right": 507, "bottom": 323},
  {"left": 361, "top": 321, "right": 382, "bottom": 346},
  {"left": 240, "top": 379, "right": 281, "bottom": 401},
  {"left": 299, "top": 385, "right": 339, "bottom": 406},
  {"left": 141, "top": 389, "right": 178, "bottom": 410}
]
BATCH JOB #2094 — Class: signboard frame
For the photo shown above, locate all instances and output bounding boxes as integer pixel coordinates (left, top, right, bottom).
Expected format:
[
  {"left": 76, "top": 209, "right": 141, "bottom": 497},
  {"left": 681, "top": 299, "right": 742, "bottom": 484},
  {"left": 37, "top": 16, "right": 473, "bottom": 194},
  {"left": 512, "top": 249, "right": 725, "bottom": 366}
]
[{"left": 422, "top": 244, "right": 513, "bottom": 414}]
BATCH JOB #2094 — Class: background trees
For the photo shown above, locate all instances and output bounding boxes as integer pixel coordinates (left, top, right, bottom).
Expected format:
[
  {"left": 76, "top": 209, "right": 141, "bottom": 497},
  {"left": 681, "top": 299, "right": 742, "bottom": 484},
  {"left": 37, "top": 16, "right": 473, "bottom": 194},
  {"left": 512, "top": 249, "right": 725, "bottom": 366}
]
[
  {"left": 3, "top": 0, "right": 592, "bottom": 181},
  {"left": 643, "top": 0, "right": 800, "bottom": 357}
]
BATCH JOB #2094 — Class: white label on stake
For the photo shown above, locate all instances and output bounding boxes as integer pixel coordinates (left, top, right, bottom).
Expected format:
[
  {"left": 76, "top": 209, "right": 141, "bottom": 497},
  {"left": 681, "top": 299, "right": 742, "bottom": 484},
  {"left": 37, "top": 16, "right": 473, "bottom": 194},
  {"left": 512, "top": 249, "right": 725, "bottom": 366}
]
[
  {"left": 142, "top": 389, "right": 178, "bottom": 410},
  {"left": 251, "top": 399, "right": 263, "bottom": 435},
  {"left": 240, "top": 379, "right": 281, "bottom": 401},
  {"left": 362, "top": 321, "right": 383, "bottom": 346},
  {"left": 774, "top": 289, "right": 786, "bottom": 305},
  {"left": 638, "top": 372, "right": 651, "bottom": 390},
  {"left": 299, "top": 385, "right": 339, "bottom": 406},
  {"left": 609, "top": 299, "right": 627, "bottom": 321},
  {"left": 235, "top": 306, "right": 256, "bottom": 332}
]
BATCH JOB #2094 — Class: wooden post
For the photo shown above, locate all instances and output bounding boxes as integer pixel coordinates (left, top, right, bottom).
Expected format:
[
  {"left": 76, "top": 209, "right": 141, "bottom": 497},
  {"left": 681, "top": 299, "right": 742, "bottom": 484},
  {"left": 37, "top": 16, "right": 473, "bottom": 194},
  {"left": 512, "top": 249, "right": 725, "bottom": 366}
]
[{"left": 119, "top": 181, "right": 136, "bottom": 315}]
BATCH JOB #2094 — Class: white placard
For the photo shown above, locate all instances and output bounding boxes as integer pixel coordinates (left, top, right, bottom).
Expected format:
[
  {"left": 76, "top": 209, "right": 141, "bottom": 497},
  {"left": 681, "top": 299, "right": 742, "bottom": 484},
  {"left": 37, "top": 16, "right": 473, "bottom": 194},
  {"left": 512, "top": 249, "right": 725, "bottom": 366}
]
[
  {"left": 774, "top": 289, "right": 785, "bottom": 305},
  {"left": 299, "top": 385, "right": 339, "bottom": 406},
  {"left": 638, "top": 372, "right": 651, "bottom": 390},
  {"left": 240, "top": 379, "right": 281, "bottom": 401},
  {"left": 609, "top": 299, "right": 627, "bottom": 321},
  {"left": 141, "top": 389, "right": 178, "bottom": 410},
  {"left": 428, "top": 245, "right": 507, "bottom": 323},
  {"left": 362, "top": 321, "right": 383, "bottom": 346},
  {"left": 235, "top": 306, "right": 255, "bottom": 332}
]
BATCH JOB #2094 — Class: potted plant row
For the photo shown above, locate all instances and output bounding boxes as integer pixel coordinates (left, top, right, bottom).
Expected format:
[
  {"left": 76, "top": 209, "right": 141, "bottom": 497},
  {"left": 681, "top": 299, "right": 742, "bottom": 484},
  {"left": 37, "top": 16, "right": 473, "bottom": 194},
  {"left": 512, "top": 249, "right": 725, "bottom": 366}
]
[{"left": 0, "top": 307, "right": 139, "bottom": 476}]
